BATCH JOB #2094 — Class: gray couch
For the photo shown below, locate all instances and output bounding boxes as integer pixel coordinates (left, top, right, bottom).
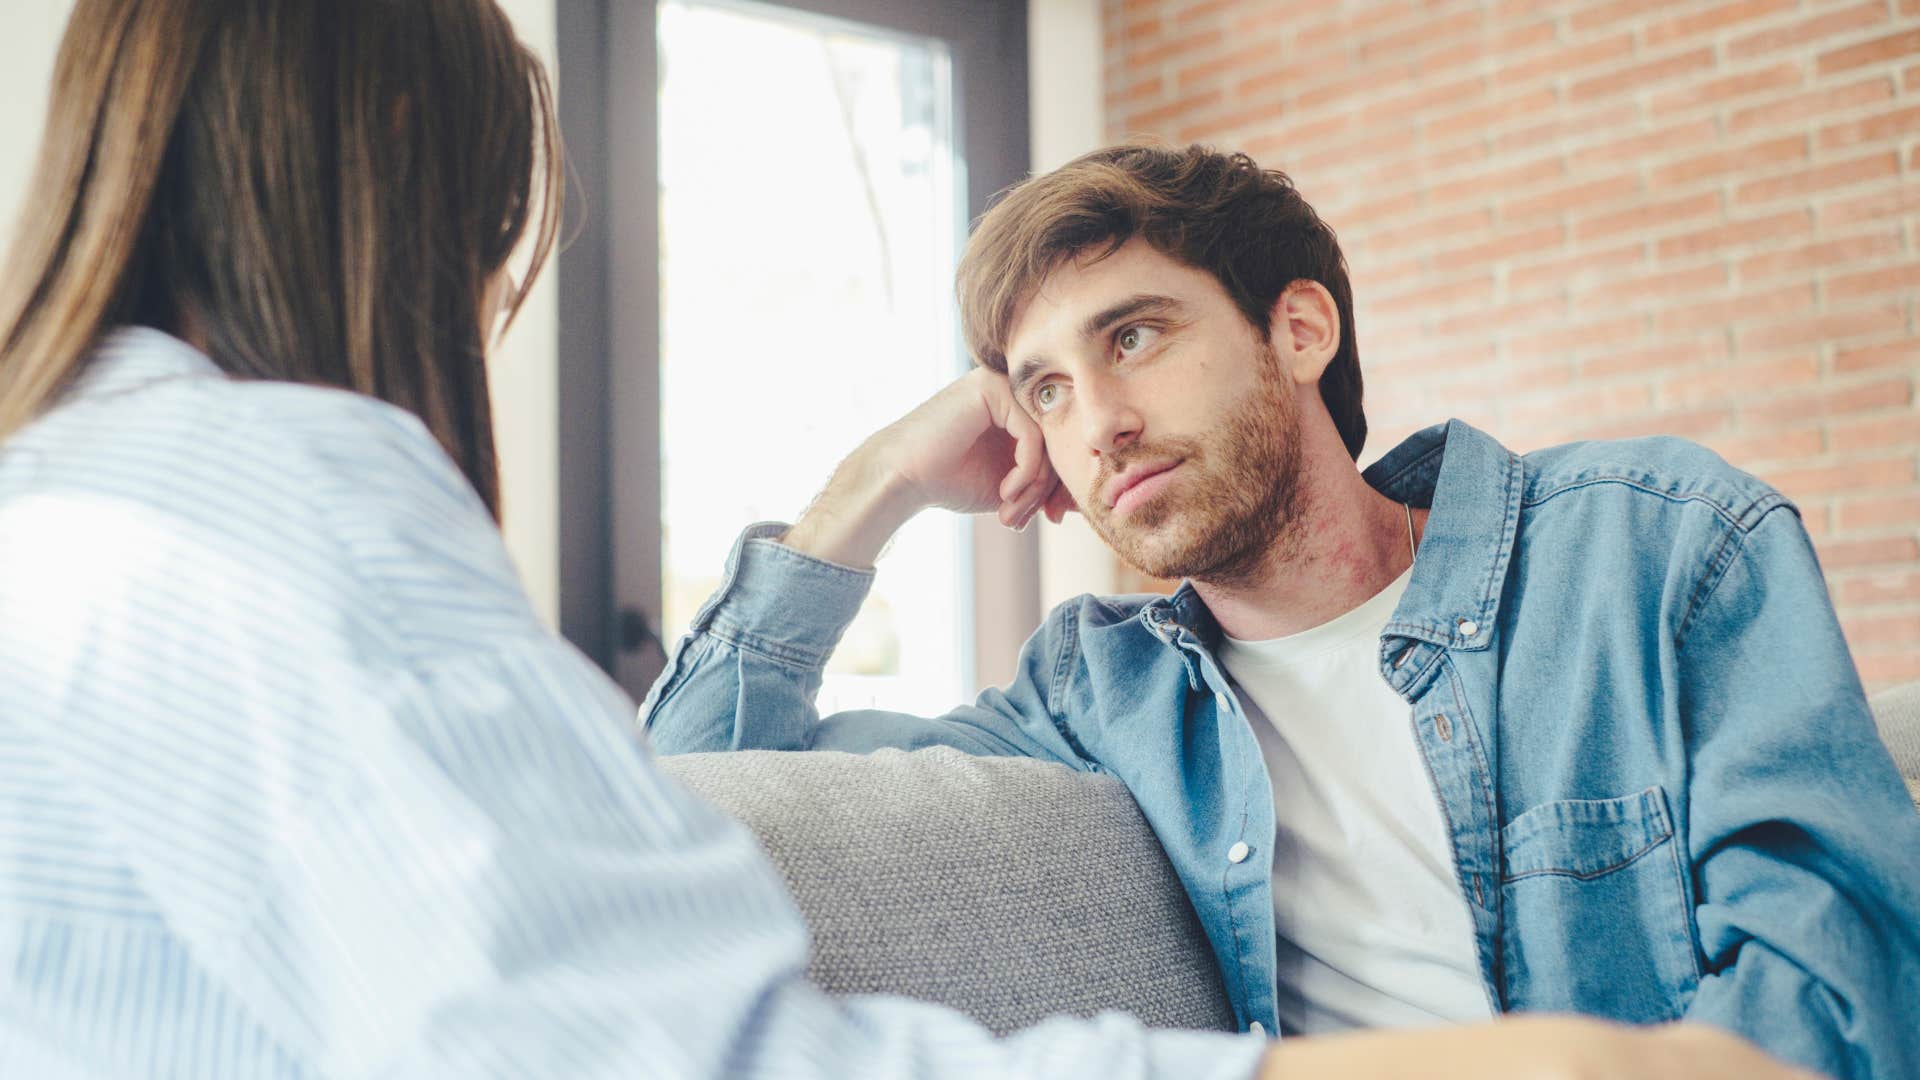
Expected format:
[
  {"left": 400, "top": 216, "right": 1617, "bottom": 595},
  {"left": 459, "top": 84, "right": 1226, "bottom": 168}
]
[{"left": 659, "top": 681, "right": 1920, "bottom": 1035}]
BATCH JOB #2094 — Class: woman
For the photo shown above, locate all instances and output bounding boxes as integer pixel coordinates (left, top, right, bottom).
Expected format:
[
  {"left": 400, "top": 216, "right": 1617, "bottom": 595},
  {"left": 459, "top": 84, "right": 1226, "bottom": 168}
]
[{"left": 0, "top": 2, "right": 1819, "bottom": 1078}]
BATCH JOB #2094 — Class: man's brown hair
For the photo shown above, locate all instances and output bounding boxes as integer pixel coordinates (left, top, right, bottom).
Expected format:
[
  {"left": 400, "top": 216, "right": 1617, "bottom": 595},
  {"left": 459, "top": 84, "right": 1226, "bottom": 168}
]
[
  {"left": 0, "top": 0, "right": 563, "bottom": 518},
  {"left": 956, "top": 142, "right": 1366, "bottom": 461}
]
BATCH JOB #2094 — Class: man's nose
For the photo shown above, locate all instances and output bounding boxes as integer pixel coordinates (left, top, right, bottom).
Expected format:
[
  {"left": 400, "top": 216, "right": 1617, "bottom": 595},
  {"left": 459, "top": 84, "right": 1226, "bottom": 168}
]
[{"left": 1077, "top": 374, "right": 1143, "bottom": 459}]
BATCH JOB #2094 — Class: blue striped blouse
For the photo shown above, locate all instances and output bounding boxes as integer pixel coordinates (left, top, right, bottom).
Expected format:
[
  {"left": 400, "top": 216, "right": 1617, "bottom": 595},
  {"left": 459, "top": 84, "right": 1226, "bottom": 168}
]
[{"left": 0, "top": 328, "right": 1263, "bottom": 1078}]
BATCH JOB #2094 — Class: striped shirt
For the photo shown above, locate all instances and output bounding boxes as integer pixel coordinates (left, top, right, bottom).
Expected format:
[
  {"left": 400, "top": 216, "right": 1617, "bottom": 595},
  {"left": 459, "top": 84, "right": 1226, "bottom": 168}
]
[{"left": 0, "top": 327, "right": 1264, "bottom": 1079}]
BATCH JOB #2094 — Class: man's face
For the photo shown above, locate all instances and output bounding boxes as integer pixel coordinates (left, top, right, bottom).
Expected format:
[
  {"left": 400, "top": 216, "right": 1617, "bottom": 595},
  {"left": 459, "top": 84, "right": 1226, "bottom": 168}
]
[{"left": 1003, "top": 238, "right": 1305, "bottom": 584}]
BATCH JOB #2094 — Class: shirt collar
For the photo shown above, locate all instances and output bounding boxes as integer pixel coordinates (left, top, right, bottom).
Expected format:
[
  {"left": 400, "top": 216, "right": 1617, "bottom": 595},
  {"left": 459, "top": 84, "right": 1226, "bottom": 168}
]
[
  {"left": 1144, "top": 419, "right": 1525, "bottom": 656},
  {"left": 64, "top": 326, "right": 223, "bottom": 405}
]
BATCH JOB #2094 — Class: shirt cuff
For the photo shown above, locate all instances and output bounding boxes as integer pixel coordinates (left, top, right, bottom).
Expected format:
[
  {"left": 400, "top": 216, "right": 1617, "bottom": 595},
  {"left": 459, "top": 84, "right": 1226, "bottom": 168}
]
[
  {"left": 1144, "top": 1027, "right": 1270, "bottom": 1079},
  {"left": 689, "top": 522, "right": 876, "bottom": 668}
]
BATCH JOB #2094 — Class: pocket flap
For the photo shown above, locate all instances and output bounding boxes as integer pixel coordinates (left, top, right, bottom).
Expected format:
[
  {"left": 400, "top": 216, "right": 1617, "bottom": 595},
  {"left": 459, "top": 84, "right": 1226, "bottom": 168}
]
[{"left": 1501, "top": 787, "right": 1675, "bottom": 882}]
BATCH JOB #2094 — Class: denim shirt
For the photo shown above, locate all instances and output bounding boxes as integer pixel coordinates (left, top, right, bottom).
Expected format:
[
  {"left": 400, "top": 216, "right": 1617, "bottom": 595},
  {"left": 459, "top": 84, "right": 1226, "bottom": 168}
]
[{"left": 644, "top": 420, "right": 1920, "bottom": 1080}]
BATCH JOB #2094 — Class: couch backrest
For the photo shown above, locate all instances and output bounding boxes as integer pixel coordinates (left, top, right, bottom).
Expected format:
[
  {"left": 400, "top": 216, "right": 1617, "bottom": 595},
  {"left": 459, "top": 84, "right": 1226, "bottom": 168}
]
[
  {"left": 661, "top": 681, "right": 1920, "bottom": 1035},
  {"left": 1870, "top": 680, "right": 1920, "bottom": 808},
  {"left": 659, "top": 746, "right": 1238, "bottom": 1036}
]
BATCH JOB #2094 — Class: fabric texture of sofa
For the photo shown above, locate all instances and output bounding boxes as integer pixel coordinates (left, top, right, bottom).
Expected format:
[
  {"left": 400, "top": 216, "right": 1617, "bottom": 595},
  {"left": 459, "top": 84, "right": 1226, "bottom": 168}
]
[{"left": 657, "top": 680, "right": 1920, "bottom": 1035}]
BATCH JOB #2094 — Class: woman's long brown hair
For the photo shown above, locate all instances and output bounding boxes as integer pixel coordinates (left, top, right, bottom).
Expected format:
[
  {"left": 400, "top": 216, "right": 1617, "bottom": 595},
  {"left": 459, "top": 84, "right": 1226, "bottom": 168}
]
[{"left": 0, "top": 0, "right": 563, "bottom": 518}]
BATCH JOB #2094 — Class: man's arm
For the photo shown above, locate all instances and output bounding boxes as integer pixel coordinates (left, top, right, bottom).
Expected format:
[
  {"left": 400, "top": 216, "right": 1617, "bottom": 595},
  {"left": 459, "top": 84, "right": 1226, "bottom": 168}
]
[
  {"left": 643, "top": 368, "right": 1089, "bottom": 763},
  {"left": 1673, "top": 502, "right": 1920, "bottom": 1080}
]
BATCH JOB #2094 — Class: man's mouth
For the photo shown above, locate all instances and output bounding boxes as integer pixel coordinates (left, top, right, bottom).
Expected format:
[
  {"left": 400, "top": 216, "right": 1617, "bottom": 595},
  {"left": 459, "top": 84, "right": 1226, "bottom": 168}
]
[{"left": 1105, "top": 460, "right": 1181, "bottom": 514}]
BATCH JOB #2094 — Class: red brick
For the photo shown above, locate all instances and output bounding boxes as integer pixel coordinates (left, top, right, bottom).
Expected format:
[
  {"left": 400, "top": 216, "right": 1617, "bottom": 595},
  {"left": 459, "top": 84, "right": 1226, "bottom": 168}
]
[
  {"left": 1366, "top": 208, "right": 1495, "bottom": 254},
  {"left": 1494, "top": 33, "right": 1635, "bottom": 92},
  {"left": 1655, "top": 284, "right": 1815, "bottom": 335},
  {"left": 1507, "top": 315, "right": 1646, "bottom": 362},
  {"left": 1743, "top": 374, "right": 1912, "bottom": 425},
  {"left": 1502, "top": 174, "right": 1643, "bottom": 224},
  {"left": 1907, "top": 63, "right": 1920, "bottom": 92},
  {"left": 1505, "top": 380, "right": 1654, "bottom": 428},
  {"left": 1834, "top": 341, "right": 1920, "bottom": 375},
  {"left": 1841, "top": 611, "right": 1920, "bottom": 643},
  {"left": 1511, "top": 243, "right": 1648, "bottom": 296},
  {"left": 1426, "top": 87, "right": 1558, "bottom": 143},
  {"left": 1360, "top": 76, "right": 1486, "bottom": 132},
  {"left": 1497, "top": 103, "right": 1640, "bottom": 155},
  {"left": 1176, "top": 100, "right": 1288, "bottom": 142},
  {"left": 1661, "top": 354, "right": 1822, "bottom": 406},
  {"left": 1570, "top": 119, "right": 1720, "bottom": 173},
  {"left": 1435, "top": 223, "right": 1567, "bottom": 269},
  {"left": 1737, "top": 304, "right": 1907, "bottom": 355},
  {"left": 1357, "top": 7, "right": 1485, "bottom": 66},
  {"left": 1855, "top": 652, "right": 1920, "bottom": 689},
  {"left": 1125, "top": 27, "right": 1226, "bottom": 67},
  {"left": 1728, "top": 77, "right": 1895, "bottom": 136},
  {"left": 1701, "top": 426, "right": 1826, "bottom": 467},
  {"left": 1840, "top": 493, "right": 1920, "bottom": 531},
  {"left": 1580, "top": 406, "right": 1736, "bottom": 441},
  {"left": 1571, "top": 0, "right": 1675, "bottom": 34},
  {"left": 1585, "top": 263, "right": 1730, "bottom": 307},
  {"left": 1728, "top": 1, "right": 1889, "bottom": 62},
  {"left": 1841, "top": 569, "right": 1920, "bottom": 605},
  {"left": 1119, "top": 15, "right": 1164, "bottom": 46},
  {"left": 1819, "top": 105, "right": 1920, "bottom": 151},
  {"left": 1174, "top": 0, "right": 1240, "bottom": 25},
  {"left": 1580, "top": 339, "right": 1729, "bottom": 378},
  {"left": 1658, "top": 210, "right": 1812, "bottom": 262},
  {"left": 1650, "top": 135, "right": 1807, "bottom": 188},
  {"left": 1816, "top": 28, "right": 1920, "bottom": 79},
  {"left": 1644, "top": 0, "right": 1799, "bottom": 48},
  {"left": 1831, "top": 411, "right": 1920, "bottom": 454},
  {"left": 1431, "top": 297, "right": 1566, "bottom": 340},
  {"left": 1575, "top": 191, "right": 1722, "bottom": 245},
  {"left": 1296, "top": 61, "right": 1420, "bottom": 114},
  {"left": 1428, "top": 156, "right": 1565, "bottom": 209},
  {"left": 1373, "top": 274, "right": 1498, "bottom": 310},
  {"left": 1827, "top": 262, "right": 1920, "bottom": 304},
  {"left": 1123, "top": 88, "right": 1226, "bottom": 131},
  {"left": 1734, "top": 152, "right": 1900, "bottom": 206},
  {"left": 1737, "top": 230, "right": 1906, "bottom": 281},
  {"left": 1569, "top": 48, "right": 1717, "bottom": 106},
  {"left": 1649, "top": 62, "right": 1804, "bottom": 116},
  {"left": 1768, "top": 456, "right": 1914, "bottom": 500},
  {"left": 1819, "top": 184, "right": 1920, "bottom": 228}
]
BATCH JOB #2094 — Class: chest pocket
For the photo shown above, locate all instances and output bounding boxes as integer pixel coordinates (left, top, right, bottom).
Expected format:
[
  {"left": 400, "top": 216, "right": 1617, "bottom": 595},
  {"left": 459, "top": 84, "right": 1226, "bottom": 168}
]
[{"left": 1498, "top": 787, "right": 1700, "bottom": 1022}]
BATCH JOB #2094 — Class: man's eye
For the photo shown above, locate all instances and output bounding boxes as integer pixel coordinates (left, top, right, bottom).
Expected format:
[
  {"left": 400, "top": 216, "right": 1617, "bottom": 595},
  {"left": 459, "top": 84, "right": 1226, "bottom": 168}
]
[
  {"left": 1118, "top": 325, "right": 1157, "bottom": 353},
  {"left": 1034, "top": 383, "right": 1060, "bottom": 412}
]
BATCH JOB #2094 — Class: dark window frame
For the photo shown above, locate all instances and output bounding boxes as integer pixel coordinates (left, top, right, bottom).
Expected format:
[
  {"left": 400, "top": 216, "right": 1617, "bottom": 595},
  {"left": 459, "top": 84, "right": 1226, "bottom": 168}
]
[{"left": 555, "top": 0, "right": 1035, "bottom": 700}]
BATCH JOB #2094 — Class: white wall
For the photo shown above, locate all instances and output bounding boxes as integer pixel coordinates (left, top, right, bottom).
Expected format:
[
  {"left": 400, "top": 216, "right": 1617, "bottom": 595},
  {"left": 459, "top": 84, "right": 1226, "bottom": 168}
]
[
  {"left": 0, "top": 1, "right": 563, "bottom": 627},
  {"left": 1029, "top": 0, "right": 1120, "bottom": 606}
]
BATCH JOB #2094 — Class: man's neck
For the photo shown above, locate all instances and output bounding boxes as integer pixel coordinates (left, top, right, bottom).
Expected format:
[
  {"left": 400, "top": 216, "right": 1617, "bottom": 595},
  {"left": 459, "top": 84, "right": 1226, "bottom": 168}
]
[{"left": 1193, "top": 461, "right": 1427, "bottom": 643}]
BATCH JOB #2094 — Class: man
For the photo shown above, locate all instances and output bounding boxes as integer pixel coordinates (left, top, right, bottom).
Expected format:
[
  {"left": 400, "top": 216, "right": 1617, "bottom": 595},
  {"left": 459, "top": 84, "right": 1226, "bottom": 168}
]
[{"left": 644, "top": 144, "right": 1919, "bottom": 1079}]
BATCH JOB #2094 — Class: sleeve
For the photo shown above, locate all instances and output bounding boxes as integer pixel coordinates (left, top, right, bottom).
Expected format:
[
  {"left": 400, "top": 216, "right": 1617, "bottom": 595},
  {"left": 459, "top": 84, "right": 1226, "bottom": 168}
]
[
  {"left": 1674, "top": 503, "right": 1920, "bottom": 1080},
  {"left": 2, "top": 489, "right": 1261, "bottom": 1078},
  {"left": 641, "top": 523, "right": 1100, "bottom": 769}
]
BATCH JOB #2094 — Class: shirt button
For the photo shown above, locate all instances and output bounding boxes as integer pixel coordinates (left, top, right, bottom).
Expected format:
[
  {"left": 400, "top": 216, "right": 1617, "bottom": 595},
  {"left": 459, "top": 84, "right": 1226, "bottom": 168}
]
[
  {"left": 1435, "top": 713, "right": 1454, "bottom": 742},
  {"left": 1456, "top": 618, "right": 1479, "bottom": 638},
  {"left": 1227, "top": 841, "right": 1251, "bottom": 864},
  {"left": 1249, "top": 1020, "right": 1267, "bottom": 1037}
]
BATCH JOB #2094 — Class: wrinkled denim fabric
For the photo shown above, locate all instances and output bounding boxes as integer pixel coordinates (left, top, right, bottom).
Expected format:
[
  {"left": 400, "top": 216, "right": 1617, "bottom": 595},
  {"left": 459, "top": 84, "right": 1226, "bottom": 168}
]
[{"left": 646, "top": 420, "right": 1920, "bottom": 1080}]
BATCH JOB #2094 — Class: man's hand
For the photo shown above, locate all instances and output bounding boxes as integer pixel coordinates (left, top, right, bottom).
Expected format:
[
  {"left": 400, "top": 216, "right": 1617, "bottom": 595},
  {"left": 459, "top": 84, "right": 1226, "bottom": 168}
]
[
  {"left": 781, "top": 368, "right": 1070, "bottom": 567},
  {"left": 1257, "top": 1016, "right": 1826, "bottom": 1080}
]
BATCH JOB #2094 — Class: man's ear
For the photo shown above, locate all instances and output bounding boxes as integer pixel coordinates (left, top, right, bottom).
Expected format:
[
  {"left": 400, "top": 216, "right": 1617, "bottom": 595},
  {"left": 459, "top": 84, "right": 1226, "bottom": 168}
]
[{"left": 1268, "top": 280, "right": 1341, "bottom": 387}]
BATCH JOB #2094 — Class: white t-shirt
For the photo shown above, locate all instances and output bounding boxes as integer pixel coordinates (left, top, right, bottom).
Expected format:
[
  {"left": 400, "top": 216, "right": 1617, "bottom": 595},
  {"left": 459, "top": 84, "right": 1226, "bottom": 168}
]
[{"left": 1215, "top": 568, "right": 1495, "bottom": 1035}]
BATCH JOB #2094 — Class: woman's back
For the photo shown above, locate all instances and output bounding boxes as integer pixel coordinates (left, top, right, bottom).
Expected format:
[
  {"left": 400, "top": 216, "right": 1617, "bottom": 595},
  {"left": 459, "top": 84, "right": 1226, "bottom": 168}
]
[{"left": 0, "top": 328, "right": 821, "bottom": 1077}]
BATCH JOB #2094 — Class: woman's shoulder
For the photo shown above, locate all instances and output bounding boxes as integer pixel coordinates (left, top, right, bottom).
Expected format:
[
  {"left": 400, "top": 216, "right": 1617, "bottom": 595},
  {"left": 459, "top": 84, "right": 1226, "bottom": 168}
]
[{"left": 0, "top": 328, "right": 532, "bottom": 645}]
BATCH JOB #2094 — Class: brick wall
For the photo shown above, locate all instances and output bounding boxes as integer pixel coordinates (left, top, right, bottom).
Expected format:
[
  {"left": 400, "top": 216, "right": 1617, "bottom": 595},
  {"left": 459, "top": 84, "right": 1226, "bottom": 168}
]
[{"left": 1103, "top": 0, "right": 1920, "bottom": 690}]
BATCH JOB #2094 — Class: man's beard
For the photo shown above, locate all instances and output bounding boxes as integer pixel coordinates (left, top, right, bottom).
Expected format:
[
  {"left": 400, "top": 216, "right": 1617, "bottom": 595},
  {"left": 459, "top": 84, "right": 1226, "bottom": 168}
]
[{"left": 1081, "top": 343, "right": 1304, "bottom": 588}]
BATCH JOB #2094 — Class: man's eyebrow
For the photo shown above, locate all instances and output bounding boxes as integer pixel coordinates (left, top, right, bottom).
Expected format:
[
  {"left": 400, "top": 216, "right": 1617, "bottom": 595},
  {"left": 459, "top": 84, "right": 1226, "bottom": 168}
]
[{"left": 1008, "top": 294, "right": 1186, "bottom": 396}]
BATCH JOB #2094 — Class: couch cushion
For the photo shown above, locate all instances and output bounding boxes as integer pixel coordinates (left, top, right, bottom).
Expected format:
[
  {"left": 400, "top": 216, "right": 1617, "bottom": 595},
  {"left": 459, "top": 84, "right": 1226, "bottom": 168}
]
[
  {"left": 659, "top": 747, "right": 1237, "bottom": 1036},
  {"left": 1870, "top": 680, "right": 1920, "bottom": 809}
]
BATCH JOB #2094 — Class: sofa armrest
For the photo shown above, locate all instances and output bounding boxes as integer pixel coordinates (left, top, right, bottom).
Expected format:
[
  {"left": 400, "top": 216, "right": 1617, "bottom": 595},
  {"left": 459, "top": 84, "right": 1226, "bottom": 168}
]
[{"left": 658, "top": 747, "right": 1237, "bottom": 1036}]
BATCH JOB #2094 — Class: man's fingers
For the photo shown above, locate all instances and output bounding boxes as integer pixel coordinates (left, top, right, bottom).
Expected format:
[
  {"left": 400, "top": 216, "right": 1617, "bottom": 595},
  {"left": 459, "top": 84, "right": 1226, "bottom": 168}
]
[{"left": 1043, "top": 478, "right": 1077, "bottom": 523}]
